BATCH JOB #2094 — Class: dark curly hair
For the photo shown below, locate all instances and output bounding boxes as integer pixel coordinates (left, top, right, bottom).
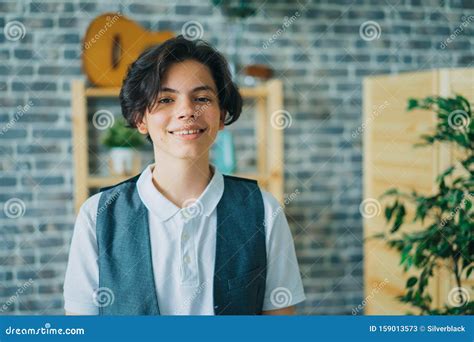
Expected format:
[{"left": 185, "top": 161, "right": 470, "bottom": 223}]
[{"left": 119, "top": 35, "right": 242, "bottom": 142}]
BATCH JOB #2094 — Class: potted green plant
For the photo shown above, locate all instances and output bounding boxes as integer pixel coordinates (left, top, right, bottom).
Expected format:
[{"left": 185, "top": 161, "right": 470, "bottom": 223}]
[
  {"left": 375, "top": 94, "right": 473, "bottom": 315},
  {"left": 101, "top": 118, "right": 145, "bottom": 175}
]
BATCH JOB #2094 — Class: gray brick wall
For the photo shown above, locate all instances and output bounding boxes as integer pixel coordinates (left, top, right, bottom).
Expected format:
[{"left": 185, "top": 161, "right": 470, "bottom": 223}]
[{"left": 0, "top": 0, "right": 472, "bottom": 315}]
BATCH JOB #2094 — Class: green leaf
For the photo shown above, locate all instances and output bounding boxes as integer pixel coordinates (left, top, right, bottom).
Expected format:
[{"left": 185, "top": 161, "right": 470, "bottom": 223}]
[
  {"left": 406, "top": 277, "right": 418, "bottom": 288},
  {"left": 436, "top": 166, "right": 455, "bottom": 184},
  {"left": 385, "top": 202, "right": 397, "bottom": 221},
  {"left": 380, "top": 188, "right": 400, "bottom": 199},
  {"left": 400, "top": 243, "right": 412, "bottom": 268},
  {"left": 407, "top": 98, "right": 419, "bottom": 110},
  {"left": 369, "top": 232, "right": 386, "bottom": 240},
  {"left": 391, "top": 204, "right": 406, "bottom": 233},
  {"left": 466, "top": 265, "right": 474, "bottom": 279}
]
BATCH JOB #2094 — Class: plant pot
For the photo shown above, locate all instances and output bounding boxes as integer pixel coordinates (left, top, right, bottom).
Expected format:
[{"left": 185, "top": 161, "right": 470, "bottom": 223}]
[{"left": 109, "top": 147, "right": 135, "bottom": 176}]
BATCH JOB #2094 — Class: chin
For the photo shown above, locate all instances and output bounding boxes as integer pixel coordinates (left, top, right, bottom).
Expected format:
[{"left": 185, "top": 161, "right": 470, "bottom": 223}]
[{"left": 172, "top": 149, "right": 206, "bottom": 161}]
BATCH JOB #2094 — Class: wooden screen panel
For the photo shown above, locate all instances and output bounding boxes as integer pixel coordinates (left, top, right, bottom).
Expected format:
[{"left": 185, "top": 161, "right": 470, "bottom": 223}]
[{"left": 363, "top": 70, "right": 440, "bottom": 314}]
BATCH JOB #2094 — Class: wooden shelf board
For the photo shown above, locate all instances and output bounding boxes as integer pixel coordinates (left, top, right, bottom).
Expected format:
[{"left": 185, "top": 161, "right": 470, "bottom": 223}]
[{"left": 85, "top": 87, "right": 120, "bottom": 97}]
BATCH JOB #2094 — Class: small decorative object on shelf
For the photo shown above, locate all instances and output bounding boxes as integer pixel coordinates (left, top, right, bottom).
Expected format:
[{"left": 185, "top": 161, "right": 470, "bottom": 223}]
[
  {"left": 244, "top": 64, "right": 273, "bottom": 80},
  {"left": 101, "top": 118, "right": 145, "bottom": 176}
]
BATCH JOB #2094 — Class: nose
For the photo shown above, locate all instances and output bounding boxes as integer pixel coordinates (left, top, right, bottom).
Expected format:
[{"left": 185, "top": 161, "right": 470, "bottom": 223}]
[{"left": 176, "top": 98, "right": 196, "bottom": 121}]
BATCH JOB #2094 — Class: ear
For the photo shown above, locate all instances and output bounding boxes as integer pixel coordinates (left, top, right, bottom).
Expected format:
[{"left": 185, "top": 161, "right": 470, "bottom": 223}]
[
  {"left": 136, "top": 114, "right": 148, "bottom": 134},
  {"left": 219, "top": 110, "right": 225, "bottom": 131}
]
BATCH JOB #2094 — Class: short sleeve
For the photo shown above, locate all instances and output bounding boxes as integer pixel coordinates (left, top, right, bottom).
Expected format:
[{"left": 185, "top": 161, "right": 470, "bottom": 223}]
[
  {"left": 63, "top": 193, "right": 101, "bottom": 315},
  {"left": 261, "top": 191, "right": 306, "bottom": 311}
]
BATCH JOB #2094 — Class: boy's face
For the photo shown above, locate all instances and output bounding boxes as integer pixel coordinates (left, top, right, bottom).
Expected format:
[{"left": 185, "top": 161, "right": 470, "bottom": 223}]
[{"left": 137, "top": 59, "right": 225, "bottom": 161}]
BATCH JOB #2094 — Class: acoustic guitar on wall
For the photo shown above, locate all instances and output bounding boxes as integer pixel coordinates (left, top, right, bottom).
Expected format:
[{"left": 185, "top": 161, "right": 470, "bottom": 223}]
[{"left": 82, "top": 13, "right": 174, "bottom": 87}]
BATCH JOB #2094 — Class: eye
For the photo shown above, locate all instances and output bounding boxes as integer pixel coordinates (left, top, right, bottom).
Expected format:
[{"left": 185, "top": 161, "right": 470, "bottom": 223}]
[
  {"left": 195, "top": 97, "right": 211, "bottom": 103},
  {"left": 158, "top": 98, "right": 173, "bottom": 104}
]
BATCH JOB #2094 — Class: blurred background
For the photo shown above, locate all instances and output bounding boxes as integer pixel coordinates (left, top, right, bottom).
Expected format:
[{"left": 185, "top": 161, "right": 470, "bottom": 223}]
[{"left": 0, "top": 0, "right": 472, "bottom": 315}]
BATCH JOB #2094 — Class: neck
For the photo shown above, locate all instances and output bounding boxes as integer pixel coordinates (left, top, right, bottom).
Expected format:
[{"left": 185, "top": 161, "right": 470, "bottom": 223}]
[{"left": 151, "top": 153, "right": 212, "bottom": 208}]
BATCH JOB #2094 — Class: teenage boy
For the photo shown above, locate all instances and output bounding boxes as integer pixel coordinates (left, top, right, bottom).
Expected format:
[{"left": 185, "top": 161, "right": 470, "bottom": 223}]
[{"left": 64, "top": 35, "right": 305, "bottom": 315}]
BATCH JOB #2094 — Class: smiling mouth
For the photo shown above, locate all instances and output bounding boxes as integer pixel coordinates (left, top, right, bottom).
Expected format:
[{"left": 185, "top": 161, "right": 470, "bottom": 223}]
[
  {"left": 168, "top": 128, "right": 207, "bottom": 140},
  {"left": 168, "top": 128, "right": 206, "bottom": 135}
]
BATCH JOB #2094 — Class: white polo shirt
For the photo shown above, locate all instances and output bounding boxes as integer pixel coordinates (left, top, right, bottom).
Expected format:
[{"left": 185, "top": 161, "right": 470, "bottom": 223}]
[{"left": 63, "top": 164, "right": 305, "bottom": 315}]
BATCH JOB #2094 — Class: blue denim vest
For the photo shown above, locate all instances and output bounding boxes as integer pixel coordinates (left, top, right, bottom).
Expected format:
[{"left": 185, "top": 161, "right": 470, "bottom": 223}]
[{"left": 96, "top": 174, "right": 266, "bottom": 315}]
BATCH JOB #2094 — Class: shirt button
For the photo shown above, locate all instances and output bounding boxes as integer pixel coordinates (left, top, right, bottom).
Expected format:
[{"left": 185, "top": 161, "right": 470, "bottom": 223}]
[
  {"left": 183, "top": 255, "right": 191, "bottom": 264},
  {"left": 182, "top": 233, "right": 189, "bottom": 241},
  {"left": 181, "top": 211, "right": 193, "bottom": 221}
]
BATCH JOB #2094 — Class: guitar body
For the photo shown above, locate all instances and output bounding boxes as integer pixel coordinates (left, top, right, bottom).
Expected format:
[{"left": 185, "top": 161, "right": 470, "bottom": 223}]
[{"left": 82, "top": 13, "right": 174, "bottom": 87}]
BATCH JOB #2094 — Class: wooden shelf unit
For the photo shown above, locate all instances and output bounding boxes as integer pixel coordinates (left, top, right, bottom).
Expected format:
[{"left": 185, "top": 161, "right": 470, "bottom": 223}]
[{"left": 72, "top": 79, "right": 284, "bottom": 213}]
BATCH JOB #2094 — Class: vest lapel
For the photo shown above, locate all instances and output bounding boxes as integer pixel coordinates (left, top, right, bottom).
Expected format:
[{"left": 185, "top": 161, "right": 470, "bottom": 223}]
[
  {"left": 213, "top": 176, "right": 267, "bottom": 315},
  {"left": 97, "top": 178, "right": 160, "bottom": 315}
]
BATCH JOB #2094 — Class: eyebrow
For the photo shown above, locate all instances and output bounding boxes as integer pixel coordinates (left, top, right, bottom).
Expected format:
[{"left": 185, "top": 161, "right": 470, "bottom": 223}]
[{"left": 159, "top": 85, "right": 216, "bottom": 95}]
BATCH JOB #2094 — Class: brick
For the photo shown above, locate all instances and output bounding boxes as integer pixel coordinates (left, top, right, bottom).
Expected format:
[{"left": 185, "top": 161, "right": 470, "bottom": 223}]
[
  {"left": 0, "top": 129, "right": 27, "bottom": 139},
  {"left": 38, "top": 284, "right": 62, "bottom": 294},
  {"left": 176, "top": 5, "right": 212, "bottom": 16},
  {"left": 399, "top": 10, "right": 425, "bottom": 20},
  {"left": 77, "top": 1, "right": 96, "bottom": 13},
  {"left": 20, "top": 113, "right": 60, "bottom": 123},
  {"left": 13, "top": 49, "right": 33, "bottom": 59},
  {"left": 58, "top": 17, "right": 78, "bottom": 28},
  {"left": 22, "top": 18, "right": 54, "bottom": 29},
  {"left": 30, "top": 2, "right": 74, "bottom": 13},
  {"left": 0, "top": 177, "right": 16, "bottom": 186},
  {"left": 306, "top": 9, "right": 343, "bottom": 19},
  {"left": 0, "top": 271, "right": 14, "bottom": 282},
  {"left": 21, "top": 176, "right": 64, "bottom": 186},
  {"left": 37, "top": 237, "right": 64, "bottom": 248},
  {"left": 37, "top": 66, "right": 81, "bottom": 75},
  {"left": 347, "top": 10, "right": 385, "bottom": 20},
  {"left": 129, "top": 3, "right": 169, "bottom": 14},
  {"left": 14, "top": 66, "right": 35, "bottom": 76},
  {"left": 32, "top": 128, "right": 71, "bottom": 139},
  {"left": 17, "top": 145, "right": 60, "bottom": 154},
  {"left": 64, "top": 49, "right": 80, "bottom": 59},
  {"left": 30, "top": 82, "right": 57, "bottom": 91},
  {"left": 0, "top": 2, "right": 18, "bottom": 12}
]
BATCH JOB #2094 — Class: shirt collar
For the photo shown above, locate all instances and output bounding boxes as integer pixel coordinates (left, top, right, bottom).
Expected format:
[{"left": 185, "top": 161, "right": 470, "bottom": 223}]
[{"left": 136, "top": 163, "right": 224, "bottom": 222}]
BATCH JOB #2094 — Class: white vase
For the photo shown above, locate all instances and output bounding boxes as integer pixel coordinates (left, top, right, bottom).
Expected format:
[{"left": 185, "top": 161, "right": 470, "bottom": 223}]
[{"left": 109, "top": 147, "right": 134, "bottom": 175}]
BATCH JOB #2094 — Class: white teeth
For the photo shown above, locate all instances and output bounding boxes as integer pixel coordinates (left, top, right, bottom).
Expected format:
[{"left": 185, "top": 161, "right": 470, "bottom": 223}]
[{"left": 172, "top": 129, "right": 202, "bottom": 135}]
